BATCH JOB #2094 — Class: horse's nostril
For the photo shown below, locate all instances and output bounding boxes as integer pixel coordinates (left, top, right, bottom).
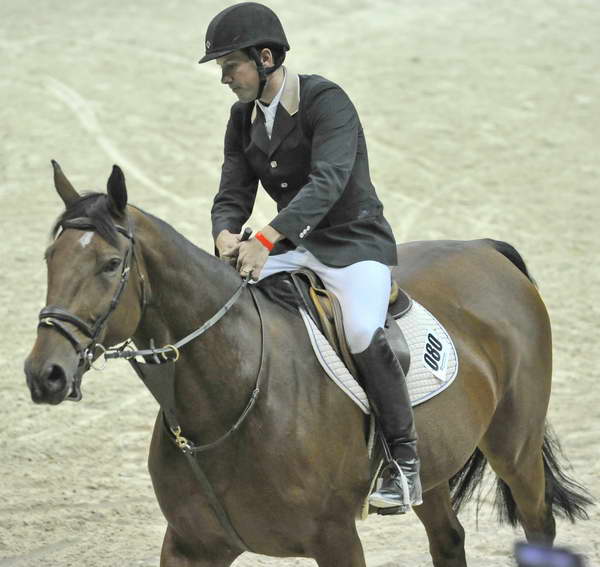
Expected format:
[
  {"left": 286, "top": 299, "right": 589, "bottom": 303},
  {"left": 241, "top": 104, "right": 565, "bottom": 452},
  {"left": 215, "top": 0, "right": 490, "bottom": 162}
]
[{"left": 46, "top": 364, "right": 66, "bottom": 386}]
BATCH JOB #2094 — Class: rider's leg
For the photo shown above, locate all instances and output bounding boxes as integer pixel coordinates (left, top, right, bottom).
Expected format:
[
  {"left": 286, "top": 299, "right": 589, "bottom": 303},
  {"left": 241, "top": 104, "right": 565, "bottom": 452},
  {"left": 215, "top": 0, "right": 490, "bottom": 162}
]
[
  {"left": 254, "top": 247, "right": 310, "bottom": 281},
  {"left": 306, "top": 254, "right": 422, "bottom": 511}
]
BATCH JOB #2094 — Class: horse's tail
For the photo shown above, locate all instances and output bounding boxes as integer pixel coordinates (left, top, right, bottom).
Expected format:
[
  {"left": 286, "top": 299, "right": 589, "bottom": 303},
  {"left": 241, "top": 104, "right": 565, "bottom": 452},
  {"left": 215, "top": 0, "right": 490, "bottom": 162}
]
[
  {"left": 448, "top": 447, "right": 488, "bottom": 512},
  {"left": 485, "top": 239, "right": 536, "bottom": 286},
  {"left": 449, "top": 425, "right": 593, "bottom": 524}
]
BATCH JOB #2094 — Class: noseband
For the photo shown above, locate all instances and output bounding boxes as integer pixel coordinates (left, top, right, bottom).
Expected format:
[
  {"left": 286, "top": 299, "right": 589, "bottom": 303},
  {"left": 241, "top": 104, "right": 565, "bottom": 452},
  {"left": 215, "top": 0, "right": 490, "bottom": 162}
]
[{"left": 38, "top": 217, "right": 145, "bottom": 400}]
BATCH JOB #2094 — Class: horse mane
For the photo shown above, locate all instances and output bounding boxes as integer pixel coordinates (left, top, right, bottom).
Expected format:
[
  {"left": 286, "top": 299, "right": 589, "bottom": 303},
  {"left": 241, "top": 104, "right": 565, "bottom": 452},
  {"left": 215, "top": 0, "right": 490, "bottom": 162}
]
[
  {"left": 52, "top": 192, "right": 123, "bottom": 247},
  {"left": 52, "top": 193, "right": 213, "bottom": 265},
  {"left": 140, "top": 209, "right": 219, "bottom": 263}
]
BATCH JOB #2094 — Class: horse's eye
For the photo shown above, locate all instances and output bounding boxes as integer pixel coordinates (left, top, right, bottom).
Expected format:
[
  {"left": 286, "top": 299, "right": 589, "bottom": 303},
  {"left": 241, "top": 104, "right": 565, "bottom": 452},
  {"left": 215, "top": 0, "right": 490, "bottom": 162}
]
[{"left": 103, "top": 258, "right": 122, "bottom": 273}]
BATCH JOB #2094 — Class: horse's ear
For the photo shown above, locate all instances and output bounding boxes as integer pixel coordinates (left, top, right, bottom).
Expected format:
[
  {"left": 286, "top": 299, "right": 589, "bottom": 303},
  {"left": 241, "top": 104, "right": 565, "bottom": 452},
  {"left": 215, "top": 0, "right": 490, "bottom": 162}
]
[
  {"left": 107, "top": 165, "right": 128, "bottom": 213},
  {"left": 51, "top": 160, "right": 80, "bottom": 207}
]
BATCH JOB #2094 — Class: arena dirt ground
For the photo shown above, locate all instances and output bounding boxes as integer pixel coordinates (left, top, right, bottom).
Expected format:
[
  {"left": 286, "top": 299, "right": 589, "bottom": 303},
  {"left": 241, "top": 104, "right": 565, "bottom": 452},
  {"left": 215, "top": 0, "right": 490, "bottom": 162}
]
[{"left": 1, "top": 1, "right": 599, "bottom": 565}]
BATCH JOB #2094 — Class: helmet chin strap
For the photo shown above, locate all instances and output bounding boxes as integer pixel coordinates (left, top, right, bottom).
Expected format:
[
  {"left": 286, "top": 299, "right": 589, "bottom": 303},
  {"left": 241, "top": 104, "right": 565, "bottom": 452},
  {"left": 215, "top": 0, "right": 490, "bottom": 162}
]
[{"left": 247, "top": 47, "right": 286, "bottom": 102}]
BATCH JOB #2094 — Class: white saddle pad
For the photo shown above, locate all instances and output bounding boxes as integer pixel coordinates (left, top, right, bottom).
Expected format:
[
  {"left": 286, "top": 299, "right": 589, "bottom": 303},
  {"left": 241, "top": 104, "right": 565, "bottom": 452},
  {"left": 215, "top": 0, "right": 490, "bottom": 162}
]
[{"left": 299, "top": 301, "right": 458, "bottom": 414}]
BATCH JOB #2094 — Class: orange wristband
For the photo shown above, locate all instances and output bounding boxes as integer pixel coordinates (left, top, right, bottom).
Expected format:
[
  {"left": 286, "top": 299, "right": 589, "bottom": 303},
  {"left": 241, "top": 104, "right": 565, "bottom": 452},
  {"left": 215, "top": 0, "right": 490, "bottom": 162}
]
[{"left": 255, "top": 231, "right": 274, "bottom": 252}]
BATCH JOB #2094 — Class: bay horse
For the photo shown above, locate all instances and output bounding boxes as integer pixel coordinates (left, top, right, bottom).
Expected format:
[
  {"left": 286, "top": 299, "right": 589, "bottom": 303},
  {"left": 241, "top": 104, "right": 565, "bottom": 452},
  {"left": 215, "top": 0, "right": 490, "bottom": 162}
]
[{"left": 24, "top": 163, "right": 591, "bottom": 566}]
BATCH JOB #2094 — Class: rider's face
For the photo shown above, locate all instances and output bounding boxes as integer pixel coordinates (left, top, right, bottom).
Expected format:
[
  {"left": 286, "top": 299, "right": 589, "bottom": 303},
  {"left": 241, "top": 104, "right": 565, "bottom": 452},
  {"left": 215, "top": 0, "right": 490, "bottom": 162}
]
[{"left": 217, "top": 51, "right": 259, "bottom": 102}]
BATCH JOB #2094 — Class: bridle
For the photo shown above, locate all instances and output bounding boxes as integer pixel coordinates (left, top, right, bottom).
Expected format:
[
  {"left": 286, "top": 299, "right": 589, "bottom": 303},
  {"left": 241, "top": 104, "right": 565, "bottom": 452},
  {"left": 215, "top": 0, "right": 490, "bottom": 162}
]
[
  {"left": 36, "top": 214, "right": 254, "bottom": 404},
  {"left": 37, "top": 216, "right": 145, "bottom": 400}
]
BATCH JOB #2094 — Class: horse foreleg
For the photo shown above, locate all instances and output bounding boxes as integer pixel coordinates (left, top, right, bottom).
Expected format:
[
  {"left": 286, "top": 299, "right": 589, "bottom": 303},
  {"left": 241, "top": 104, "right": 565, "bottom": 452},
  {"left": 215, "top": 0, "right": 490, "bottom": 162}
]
[
  {"left": 413, "top": 483, "right": 467, "bottom": 567},
  {"left": 160, "top": 526, "right": 241, "bottom": 567},
  {"left": 311, "top": 520, "right": 367, "bottom": 567}
]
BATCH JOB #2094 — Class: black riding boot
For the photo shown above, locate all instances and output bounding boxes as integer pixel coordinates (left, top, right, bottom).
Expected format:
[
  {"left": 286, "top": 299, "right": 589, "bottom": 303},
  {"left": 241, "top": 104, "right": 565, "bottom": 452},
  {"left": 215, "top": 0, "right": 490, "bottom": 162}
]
[{"left": 353, "top": 327, "right": 422, "bottom": 513}]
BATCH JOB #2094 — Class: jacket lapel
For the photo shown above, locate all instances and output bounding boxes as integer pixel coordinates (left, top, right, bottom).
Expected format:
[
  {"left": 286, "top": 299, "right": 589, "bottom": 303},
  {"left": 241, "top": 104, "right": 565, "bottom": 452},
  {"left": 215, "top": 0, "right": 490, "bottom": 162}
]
[{"left": 268, "top": 71, "right": 300, "bottom": 157}]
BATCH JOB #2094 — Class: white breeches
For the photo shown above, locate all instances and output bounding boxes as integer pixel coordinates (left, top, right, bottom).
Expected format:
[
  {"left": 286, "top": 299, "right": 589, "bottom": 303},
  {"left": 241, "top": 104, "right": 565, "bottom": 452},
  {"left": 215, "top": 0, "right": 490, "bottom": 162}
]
[{"left": 255, "top": 247, "right": 391, "bottom": 353}]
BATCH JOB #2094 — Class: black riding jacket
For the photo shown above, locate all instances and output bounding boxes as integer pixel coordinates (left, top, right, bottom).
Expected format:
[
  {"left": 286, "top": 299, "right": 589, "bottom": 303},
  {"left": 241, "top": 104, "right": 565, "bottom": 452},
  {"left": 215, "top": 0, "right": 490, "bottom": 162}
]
[{"left": 211, "top": 70, "right": 397, "bottom": 267}]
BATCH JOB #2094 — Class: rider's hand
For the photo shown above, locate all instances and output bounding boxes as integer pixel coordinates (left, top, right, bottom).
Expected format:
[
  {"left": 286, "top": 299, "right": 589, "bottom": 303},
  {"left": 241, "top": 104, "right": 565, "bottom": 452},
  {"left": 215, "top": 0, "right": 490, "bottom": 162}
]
[
  {"left": 216, "top": 230, "right": 242, "bottom": 264},
  {"left": 236, "top": 238, "right": 270, "bottom": 281}
]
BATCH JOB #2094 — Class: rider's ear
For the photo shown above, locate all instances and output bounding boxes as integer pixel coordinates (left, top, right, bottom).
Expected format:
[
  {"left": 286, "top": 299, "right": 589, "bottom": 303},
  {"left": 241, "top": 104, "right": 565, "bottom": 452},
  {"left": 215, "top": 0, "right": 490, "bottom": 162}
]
[
  {"left": 260, "top": 47, "right": 272, "bottom": 66},
  {"left": 51, "top": 160, "right": 80, "bottom": 207},
  {"left": 107, "top": 165, "right": 128, "bottom": 214}
]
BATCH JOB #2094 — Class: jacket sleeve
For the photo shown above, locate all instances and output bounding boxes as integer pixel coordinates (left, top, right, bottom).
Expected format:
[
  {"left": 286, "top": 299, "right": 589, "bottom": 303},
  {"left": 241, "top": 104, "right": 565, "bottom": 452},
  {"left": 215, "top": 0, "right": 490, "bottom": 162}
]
[
  {"left": 211, "top": 104, "right": 259, "bottom": 241},
  {"left": 269, "top": 85, "right": 358, "bottom": 247}
]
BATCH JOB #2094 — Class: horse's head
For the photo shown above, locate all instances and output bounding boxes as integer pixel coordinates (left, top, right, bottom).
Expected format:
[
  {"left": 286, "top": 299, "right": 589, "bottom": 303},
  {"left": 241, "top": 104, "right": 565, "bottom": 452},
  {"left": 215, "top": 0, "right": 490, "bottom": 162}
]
[{"left": 24, "top": 162, "right": 146, "bottom": 404}]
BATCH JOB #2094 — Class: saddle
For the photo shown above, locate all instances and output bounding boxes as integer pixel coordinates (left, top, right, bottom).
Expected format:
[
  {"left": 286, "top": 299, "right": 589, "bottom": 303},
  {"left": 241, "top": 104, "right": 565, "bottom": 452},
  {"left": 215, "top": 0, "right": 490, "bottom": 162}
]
[{"left": 288, "top": 268, "right": 412, "bottom": 380}]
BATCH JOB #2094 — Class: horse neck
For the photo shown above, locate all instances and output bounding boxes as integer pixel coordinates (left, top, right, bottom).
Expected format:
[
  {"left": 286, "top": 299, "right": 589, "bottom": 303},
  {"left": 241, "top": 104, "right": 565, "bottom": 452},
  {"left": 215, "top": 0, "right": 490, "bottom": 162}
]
[{"left": 132, "top": 211, "right": 261, "bottom": 437}]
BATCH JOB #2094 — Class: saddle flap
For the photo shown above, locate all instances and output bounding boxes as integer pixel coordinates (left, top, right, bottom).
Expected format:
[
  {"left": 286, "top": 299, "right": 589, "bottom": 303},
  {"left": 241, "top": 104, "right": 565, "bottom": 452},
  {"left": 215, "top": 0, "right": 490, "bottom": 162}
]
[
  {"left": 256, "top": 269, "right": 413, "bottom": 379},
  {"left": 291, "top": 269, "right": 359, "bottom": 378},
  {"left": 309, "top": 287, "right": 339, "bottom": 350},
  {"left": 290, "top": 269, "right": 412, "bottom": 378}
]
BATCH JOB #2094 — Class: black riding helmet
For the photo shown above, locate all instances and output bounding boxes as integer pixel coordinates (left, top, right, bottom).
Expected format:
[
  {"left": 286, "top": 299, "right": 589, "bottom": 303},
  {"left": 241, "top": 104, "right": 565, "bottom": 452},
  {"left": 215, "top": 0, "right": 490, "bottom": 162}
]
[{"left": 199, "top": 2, "right": 290, "bottom": 100}]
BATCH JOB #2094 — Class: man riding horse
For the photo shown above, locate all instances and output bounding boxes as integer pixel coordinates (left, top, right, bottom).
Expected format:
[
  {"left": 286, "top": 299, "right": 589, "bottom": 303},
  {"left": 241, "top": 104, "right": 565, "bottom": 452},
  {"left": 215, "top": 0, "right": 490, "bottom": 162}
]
[{"left": 200, "top": 1, "right": 421, "bottom": 512}]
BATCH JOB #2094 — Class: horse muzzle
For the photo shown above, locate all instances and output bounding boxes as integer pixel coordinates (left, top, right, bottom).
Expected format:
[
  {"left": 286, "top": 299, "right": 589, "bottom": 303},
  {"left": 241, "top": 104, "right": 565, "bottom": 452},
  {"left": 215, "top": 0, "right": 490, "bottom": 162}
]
[{"left": 24, "top": 350, "right": 83, "bottom": 405}]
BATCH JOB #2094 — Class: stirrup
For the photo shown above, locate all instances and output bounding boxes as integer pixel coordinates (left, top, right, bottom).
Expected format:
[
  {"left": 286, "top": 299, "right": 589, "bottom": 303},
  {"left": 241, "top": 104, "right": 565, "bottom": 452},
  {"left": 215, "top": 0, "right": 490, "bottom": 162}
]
[
  {"left": 369, "top": 460, "right": 422, "bottom": 513},
  {"left": 369, "top": 461, "right": 410, "bottom": 511}
]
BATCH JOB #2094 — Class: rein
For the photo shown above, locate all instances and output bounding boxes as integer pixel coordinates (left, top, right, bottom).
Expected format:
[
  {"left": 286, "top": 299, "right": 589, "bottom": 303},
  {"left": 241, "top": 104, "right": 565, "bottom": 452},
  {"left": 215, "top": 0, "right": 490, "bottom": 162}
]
[
  {"left": 38, "top": 215, "right": 262, "bottom": 551},
  {"left": 160, "top": 282, "right": 264, "bottom": 455},
  {"left": 104, "top": 279, "right": 247, "bottom": 362}
]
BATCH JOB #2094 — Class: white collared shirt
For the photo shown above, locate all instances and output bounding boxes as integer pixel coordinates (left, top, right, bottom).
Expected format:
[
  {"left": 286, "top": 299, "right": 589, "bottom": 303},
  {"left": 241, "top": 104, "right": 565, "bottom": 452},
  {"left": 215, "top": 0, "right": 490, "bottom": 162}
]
[{"left": 256, "top": 68, "right": 287, "bottom": 139}]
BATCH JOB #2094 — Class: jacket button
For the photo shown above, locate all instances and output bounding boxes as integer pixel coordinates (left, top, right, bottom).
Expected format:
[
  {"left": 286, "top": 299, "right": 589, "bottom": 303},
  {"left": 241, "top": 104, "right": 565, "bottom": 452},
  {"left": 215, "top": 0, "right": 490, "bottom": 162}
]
[
  {"left": 281, "top": 182, "right": 288, "bottom": 188},
  {"left": 270, "top": 160, "right": 278, "bottom": 168}
]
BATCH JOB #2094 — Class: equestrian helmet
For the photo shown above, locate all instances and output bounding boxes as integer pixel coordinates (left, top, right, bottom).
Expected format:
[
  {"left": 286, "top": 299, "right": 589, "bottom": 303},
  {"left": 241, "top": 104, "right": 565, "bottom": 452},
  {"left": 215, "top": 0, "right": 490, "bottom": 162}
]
[{"left": 199, "top": 2, "right": 290, "bottom": 63}]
